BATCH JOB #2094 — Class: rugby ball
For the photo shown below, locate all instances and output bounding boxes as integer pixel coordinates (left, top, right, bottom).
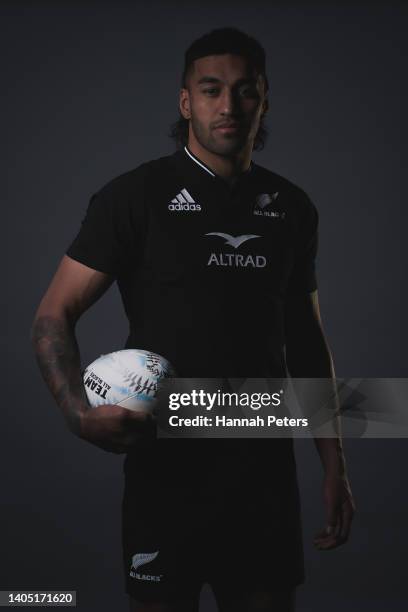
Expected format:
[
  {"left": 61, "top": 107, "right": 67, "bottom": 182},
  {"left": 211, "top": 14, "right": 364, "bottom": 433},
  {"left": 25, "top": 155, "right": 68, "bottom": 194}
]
[{"left": 83, "top": 349, "right": 174, "bottom": 413}]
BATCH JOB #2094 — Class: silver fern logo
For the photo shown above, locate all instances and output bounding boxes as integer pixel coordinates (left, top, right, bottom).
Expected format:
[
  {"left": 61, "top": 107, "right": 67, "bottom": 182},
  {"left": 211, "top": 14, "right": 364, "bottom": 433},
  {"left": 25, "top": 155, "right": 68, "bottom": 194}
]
[
  {"left": 122, "top": 369, "right": 157, "bottom": 397},
  {"left": 130, "top": 551, "right": 163, "bottom": 582},
  {"left": 205, "top": 233, "right": 260, "bottom": 249},
  {"left": 256, "top": 192, "right": 279, "bottom": 208},
  {"left": 254, "top": 193, "right": 285, "bottom": 219},
  {"left": 131, "top": 551, "right": 159, "bottom": 571}
]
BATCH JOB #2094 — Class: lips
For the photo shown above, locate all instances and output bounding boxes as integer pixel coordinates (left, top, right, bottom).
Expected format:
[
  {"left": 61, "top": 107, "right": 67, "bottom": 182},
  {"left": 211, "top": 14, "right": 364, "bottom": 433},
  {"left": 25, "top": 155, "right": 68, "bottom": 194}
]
[
  {"left": 214, "top": 123, "right": 240, "bottom": 130},
  {"left": 214, "top": 123, "right": 242, "bottom": 136}
]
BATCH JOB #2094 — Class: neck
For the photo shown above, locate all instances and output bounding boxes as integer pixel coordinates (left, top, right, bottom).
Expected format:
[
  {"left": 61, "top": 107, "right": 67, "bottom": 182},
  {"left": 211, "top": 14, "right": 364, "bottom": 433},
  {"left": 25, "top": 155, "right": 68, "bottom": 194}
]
[{"left": 187, "top": 137, "right": 252, "bottom": 185}]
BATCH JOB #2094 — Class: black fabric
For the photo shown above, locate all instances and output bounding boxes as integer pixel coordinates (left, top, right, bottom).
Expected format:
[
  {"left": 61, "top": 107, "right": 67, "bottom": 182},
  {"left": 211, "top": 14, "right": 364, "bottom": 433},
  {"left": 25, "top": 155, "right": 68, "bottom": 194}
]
[
  {"left": 67, "top": 147, "right": 319, "bottom": 480},
  {"left": 66, "top": 163, "right": 149, "bottom": 277},
  {"left": 67, "top": 148, "right": 318, "bottom": 592},
  {"left": 122, "top": 470, "right": 304, "bottom": 600},
  {"left": 67, "top": 147, "right": 318, "bottom": 378}
]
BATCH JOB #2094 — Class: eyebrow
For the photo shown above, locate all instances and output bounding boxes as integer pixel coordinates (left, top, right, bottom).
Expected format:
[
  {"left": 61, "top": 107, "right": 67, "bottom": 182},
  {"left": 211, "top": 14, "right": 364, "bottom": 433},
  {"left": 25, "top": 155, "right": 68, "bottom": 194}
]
[{"left": 196, "top": 76, "right": 257, "bottom": 86}]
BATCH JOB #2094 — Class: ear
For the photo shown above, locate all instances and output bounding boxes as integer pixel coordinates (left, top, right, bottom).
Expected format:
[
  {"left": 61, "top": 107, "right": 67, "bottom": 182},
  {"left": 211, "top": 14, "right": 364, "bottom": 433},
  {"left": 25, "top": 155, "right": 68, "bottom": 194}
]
[{"left": 179, "top": 88, "right": 191, "bottom": 119}]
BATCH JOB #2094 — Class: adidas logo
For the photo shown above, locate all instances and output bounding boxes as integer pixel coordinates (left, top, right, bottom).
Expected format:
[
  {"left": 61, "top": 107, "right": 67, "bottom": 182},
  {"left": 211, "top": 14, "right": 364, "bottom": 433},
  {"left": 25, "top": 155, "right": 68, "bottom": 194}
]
[{"left": 169, "top": 188, "right": 201, "bottom": 211}]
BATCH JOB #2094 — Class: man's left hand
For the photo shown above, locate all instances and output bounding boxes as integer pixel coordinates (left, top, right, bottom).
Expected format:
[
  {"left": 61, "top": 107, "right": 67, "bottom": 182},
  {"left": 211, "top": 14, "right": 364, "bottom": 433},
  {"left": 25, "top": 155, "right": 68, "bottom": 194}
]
[{"left": 314, "top": 472, "right": 356, "bottom": 550}]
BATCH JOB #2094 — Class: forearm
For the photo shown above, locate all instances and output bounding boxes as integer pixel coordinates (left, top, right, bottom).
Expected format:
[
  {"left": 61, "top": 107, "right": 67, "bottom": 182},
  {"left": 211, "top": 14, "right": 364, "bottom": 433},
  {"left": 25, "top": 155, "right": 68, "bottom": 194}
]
[
  {"left": 287, "top": 338, "right": 347, "bottom": 476},
  {"left": 31, "top": 314, "right": 88, "bottom": 436}
]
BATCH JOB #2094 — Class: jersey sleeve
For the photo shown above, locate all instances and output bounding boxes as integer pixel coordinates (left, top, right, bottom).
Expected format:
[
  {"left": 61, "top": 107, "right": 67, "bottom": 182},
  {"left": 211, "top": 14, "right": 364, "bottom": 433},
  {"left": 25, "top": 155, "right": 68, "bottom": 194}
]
[
  {"left": 286, "top": 191, "right": 319, "bottom": 294},
  {"left": 66, "top": 171, "right": 147, "bottom": 276}
]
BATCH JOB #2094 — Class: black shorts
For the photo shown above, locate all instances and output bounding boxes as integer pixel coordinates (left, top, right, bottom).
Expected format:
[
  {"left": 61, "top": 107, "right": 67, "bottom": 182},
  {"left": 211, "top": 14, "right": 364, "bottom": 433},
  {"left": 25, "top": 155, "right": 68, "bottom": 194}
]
[{"left": 122, "top": 447, "right": 304, "bottom": 603}]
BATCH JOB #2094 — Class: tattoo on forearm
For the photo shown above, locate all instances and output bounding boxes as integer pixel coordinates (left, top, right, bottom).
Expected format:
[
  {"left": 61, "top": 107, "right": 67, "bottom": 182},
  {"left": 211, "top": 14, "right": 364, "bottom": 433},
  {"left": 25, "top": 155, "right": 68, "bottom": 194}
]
[{"left": 31, "top": 316, "right": 88, "bottom": 434}]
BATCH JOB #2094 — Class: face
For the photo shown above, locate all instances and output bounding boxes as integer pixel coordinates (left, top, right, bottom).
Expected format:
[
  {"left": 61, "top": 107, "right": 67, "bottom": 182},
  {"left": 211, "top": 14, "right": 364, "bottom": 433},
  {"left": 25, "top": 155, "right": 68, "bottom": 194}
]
[{"left": 179, "top": 53, "right": 268, "bottom": 157}]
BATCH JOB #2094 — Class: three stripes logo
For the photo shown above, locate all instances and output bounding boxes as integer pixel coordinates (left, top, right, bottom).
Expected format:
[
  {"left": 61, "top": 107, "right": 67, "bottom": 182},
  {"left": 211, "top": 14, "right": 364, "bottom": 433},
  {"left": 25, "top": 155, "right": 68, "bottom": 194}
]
[{"left": 169, "top": 188, "right": 201, "bottom": 211}]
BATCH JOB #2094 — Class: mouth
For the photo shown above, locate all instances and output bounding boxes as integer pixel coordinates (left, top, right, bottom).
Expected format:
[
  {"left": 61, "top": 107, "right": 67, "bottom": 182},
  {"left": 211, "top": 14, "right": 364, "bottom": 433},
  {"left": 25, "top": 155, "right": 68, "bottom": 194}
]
[{"left": 214, "top": 123, "right": 241, "bottom": 134}]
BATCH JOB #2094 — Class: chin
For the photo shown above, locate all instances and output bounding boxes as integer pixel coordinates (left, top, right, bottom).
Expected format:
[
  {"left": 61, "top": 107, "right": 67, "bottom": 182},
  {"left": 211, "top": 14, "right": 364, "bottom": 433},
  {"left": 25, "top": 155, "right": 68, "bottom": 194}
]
[{"left": 209, "top": 138, "right": 246, "bottom": 157}]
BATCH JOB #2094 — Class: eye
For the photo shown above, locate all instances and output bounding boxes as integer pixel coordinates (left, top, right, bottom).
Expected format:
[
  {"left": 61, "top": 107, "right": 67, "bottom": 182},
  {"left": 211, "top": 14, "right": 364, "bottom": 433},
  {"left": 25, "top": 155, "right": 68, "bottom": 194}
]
[
  {"left": 239, "top": 86, "right": 258, "bottom": 98},
  {"left": 202, "top": 88, "right": 219, "bottom": 96}
]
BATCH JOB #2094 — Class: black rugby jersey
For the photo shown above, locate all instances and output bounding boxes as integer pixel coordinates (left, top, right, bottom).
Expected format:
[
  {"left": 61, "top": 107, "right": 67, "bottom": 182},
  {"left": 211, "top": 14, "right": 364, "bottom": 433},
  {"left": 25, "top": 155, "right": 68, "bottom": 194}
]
[
  {"left": 67, "top": 146, "right": 318, "bottom": 379},
  {"left": 67, "top": 146, "right": 318, "bottom": 489}
]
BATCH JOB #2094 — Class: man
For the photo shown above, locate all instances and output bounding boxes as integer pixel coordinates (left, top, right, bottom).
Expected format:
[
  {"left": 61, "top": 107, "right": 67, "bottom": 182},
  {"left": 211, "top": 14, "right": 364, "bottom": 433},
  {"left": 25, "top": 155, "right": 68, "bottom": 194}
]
[{"left": 32, "top": 28, "right": 355, "bottom": 612}]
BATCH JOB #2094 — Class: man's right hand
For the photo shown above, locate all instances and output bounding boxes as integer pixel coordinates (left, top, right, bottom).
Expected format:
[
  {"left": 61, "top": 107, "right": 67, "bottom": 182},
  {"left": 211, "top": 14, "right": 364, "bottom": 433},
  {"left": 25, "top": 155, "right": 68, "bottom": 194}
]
[
  {"left": 31, "top": 257, "right": 158, "bottom": 455},
  {"left": 78, "top": 404, "right": 156, "bottom": 454}
]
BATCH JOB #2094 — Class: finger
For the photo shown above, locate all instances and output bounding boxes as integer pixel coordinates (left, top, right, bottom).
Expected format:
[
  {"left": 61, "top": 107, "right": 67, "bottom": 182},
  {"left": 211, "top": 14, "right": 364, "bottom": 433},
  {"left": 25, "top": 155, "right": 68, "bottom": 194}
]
[
  {"left": 339, "top": 501, "right": 354, "bottom": 542},
  {"left": 334, "top": 512, "right": 343, "bottom": 538},
  {"left": 125, "top": 415, "right": 149, "bottom": 425},
  {"left": 315, "top": 509, "right": 354, "bottom": 550},
  {"left": 313, "top": 521, "right": 338, "bottom": 539},
  {"left": 325, "top": 486, "right": 345, "bottom": 534},
  {"left": 315, "top": 530, "right": 346, "bottom": 550},
  {"left": 313, "top": 529, "right": 338, "bottom": 545},
  {"left": 126, "top": 412, "right": 156, "bottom": 428},
  {"left": 315, "top": 521, "right": 337, "bottom": 540},
  {"left": 325, "top": 499, "right": 339, "bottom": 534},
  {"left": 325, "top": 523, "right": 337, "bottom": 536},
  {"left": 314, "top": 536, "right": 338, "bottom": 550},
  {"left": 314, "top": 527, "right": 332, "bottom": 540},
  {"left": 314, "top": 514, "right": 341, "bottom": 543},
  {"left": 313, "top": 528, "right": 328, "bottom": 542}
]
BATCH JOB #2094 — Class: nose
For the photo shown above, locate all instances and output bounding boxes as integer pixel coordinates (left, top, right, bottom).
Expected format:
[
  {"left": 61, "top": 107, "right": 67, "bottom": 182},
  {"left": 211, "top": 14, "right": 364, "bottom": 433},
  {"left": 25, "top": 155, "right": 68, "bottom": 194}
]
[{"left": 219, "top": 88, "right": 239, "bottom": 116}]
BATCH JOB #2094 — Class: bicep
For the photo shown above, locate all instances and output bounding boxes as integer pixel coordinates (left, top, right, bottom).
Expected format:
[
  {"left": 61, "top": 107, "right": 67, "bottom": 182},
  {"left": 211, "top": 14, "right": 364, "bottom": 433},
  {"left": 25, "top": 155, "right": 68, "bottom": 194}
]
[{"left": 34, "top": 255, "right": 114, "bottom": 323}]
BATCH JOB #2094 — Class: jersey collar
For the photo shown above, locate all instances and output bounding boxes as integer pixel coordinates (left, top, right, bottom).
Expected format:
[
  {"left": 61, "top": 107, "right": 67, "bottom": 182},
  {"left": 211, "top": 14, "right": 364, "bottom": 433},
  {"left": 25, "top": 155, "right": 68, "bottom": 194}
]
[
  {"left": 184, "top": 146, "right": 216, "bottom": 177},
  {"left": 183, "top": 145, "right": 253, "bottom": 183}
]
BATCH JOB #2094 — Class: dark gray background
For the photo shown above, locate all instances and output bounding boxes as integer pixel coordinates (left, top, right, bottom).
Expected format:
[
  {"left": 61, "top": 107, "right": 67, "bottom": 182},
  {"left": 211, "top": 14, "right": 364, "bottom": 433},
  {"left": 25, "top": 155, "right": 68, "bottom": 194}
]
[{"left": 2, "top": 1, "right": 408, "bottom": 610}]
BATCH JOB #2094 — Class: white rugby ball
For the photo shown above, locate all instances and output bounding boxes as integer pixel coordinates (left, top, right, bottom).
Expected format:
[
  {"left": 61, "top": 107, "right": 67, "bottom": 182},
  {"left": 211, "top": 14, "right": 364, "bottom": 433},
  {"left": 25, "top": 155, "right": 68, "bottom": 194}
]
[{"left": 83, "top": 349, "right": 173, "bottom": 413}]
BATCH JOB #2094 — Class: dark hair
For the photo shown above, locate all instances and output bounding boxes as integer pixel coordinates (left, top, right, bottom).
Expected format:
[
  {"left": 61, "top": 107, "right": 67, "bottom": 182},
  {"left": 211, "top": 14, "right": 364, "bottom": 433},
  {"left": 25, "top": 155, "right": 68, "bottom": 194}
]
[{"left": 169, "top": 27, "right": 269, "bottom": 151}]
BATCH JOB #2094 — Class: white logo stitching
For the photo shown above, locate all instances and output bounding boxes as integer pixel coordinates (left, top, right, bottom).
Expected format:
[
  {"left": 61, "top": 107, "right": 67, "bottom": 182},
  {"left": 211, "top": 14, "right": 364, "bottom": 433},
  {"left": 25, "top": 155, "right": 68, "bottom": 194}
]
[
  {"left": 256, "top": 192, "right": 279, "bottom": 209},
  {"left": 205, "top": 233, "right": 261, "bottom": 249},
  {"left": 169, "top": 188, "right": 201, "bottom": 211},
  {"left": 131, "top": 551, "right": 159, "bottom": 571}
]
